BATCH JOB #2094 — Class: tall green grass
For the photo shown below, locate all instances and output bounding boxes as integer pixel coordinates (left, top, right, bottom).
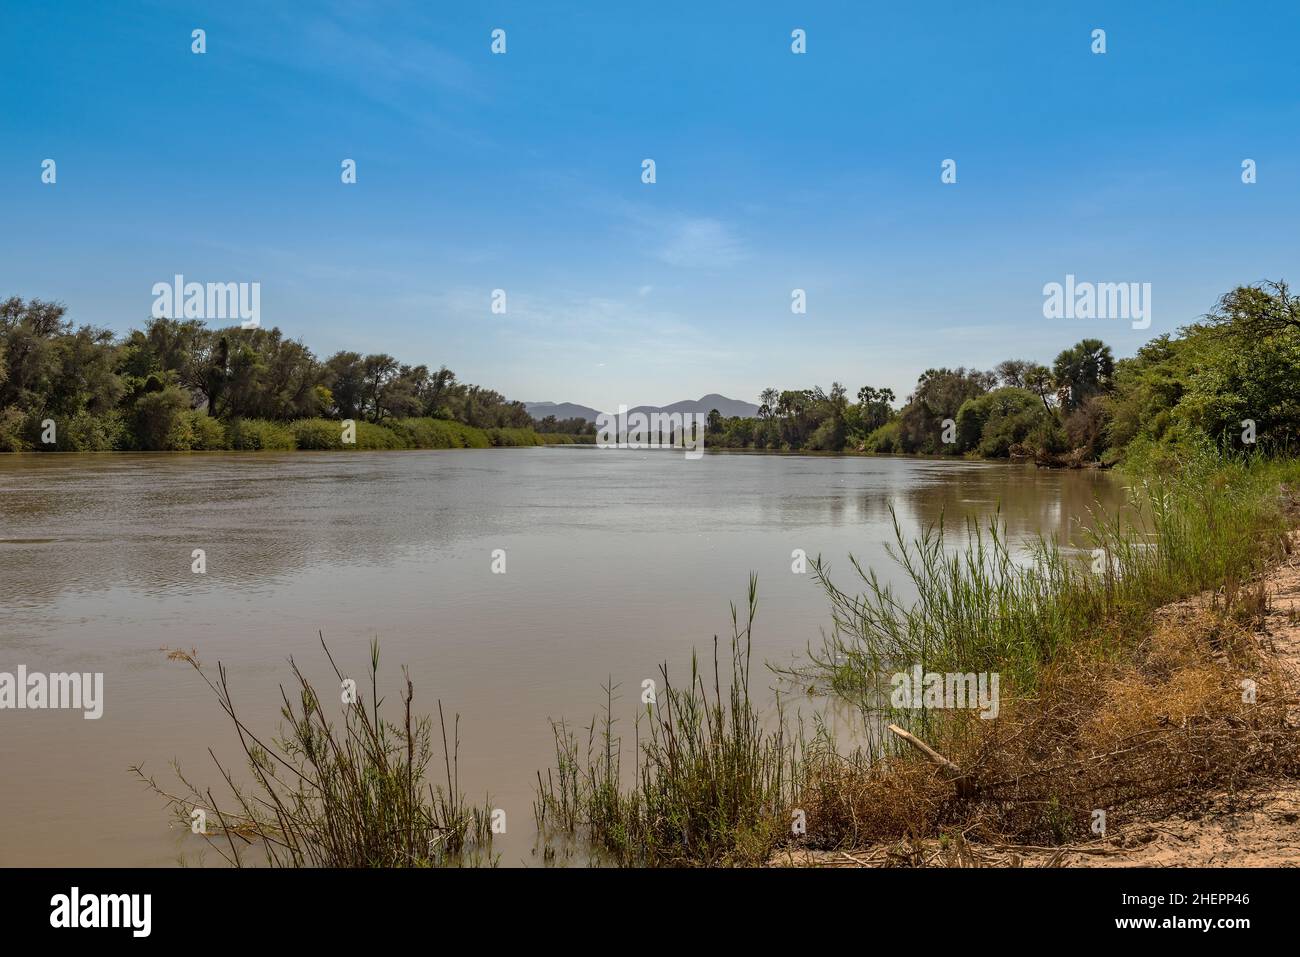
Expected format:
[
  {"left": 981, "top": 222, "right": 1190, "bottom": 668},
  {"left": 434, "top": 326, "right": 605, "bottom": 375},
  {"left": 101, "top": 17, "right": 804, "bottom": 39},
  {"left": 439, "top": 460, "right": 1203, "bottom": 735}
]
[
  {"left": 538, "top": 433, "right": 597, "bottom": 445},
  {"left": 537, "top": 452, "right": 1299, "bottom": 863},
  {"left": 534, "top": 576, "right": 800, "bottom": 866},
  {"left": 486, "top": 426, "right": 545, "bottom": 447},
  {"left": 226, "top": 417, "right": 296, "bottom": 450},
  {"left": 5, "top": 412, "right": 545, "bottom": 452},
  {"left": 135, "top": 637, "right": 495, "bottom": 867},
  {"left": 796, "top": 450, "right": 1297, "bottom": 728}
]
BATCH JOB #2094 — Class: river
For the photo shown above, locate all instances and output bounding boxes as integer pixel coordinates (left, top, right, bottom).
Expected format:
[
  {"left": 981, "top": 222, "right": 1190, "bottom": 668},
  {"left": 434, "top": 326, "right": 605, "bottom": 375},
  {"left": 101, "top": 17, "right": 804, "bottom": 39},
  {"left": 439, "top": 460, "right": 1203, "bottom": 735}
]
[{"left": 0, "top": 448, "right": 1124, "bottom": 865}]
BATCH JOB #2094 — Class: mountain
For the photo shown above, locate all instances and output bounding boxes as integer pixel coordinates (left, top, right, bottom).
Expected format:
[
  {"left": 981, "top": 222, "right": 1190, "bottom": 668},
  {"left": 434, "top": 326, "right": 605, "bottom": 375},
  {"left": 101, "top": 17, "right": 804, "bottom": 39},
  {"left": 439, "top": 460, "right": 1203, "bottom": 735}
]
[
  {"left": 525, "top": 394, "right": 760, "bottom": 423},
  {"left": 522, "top": 401, "right": 604, "bottom": 423},
  {"left": 628, "top": 394, "right": 760, "bottom": 419}
]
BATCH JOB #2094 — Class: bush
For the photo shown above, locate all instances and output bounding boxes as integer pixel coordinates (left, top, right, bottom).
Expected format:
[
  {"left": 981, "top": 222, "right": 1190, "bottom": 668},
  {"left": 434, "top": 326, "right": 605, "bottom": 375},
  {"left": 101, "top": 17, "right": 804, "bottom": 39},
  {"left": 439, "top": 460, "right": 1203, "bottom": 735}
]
[
  {"left": 72, "top": 410, "right": 125, "bottom": 451},
  {"left": 21, "top": 409, "right": 125, "bottom": 451},
  {"left": 291, "top": 417, "right": 501, "bottom": 451},
  {"left": 393, "top": 418, "right": 491, "bottom": 448},
  {"left": 0, "top": 406, "right": 28, "bottom": 451},
  {"left": 136, "top": 640, "right": 495, "bottom": 867},
  {"left": 227, "top": 418, "right": 296, "bottom": 451},
  {"left": 353, "top": 421, "right": 403, "bottom": 449},
  {"left": 290, "top": 418, "right": 345, "bottom": 450},
  {"left": 864, "top": 420, "right": 901, "bottom": 453},
  {"left": 486, "top": 427, "right": 543, "bottom": 447},
  {"left": 132, "top": 386, "right": 193, "bottom": 451},
  {"left": 385, "top": 417, "right": 452, "bottom": 449},
  {"left": 187, "top": 412, "right": 228, "bottom": 450},
  {"left": 806, "top": 417, "right": 846, "bottom": 451},
  {"left": 955, "top": 388, "right": 1048, "bottom": 457}
]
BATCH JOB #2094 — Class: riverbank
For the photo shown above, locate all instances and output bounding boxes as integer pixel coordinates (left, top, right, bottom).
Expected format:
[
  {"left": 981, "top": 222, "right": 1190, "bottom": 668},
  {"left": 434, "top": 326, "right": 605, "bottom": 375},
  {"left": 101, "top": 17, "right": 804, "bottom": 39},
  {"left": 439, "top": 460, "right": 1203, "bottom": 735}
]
[
  {"left": 80, "top": 450, "right": 1296, "bottom": 867},
  {"left": 774, "top": 525, "right": 1300, "bottom": 867},
  {"left": 0, "top": 416, "right": 551, "bottom": 452},
  {"left": 770, "top": 471, "right": 1300, "bottom": 868},
  {"left": 529, "top": 453, "right": 1300, "bottom": 867}
]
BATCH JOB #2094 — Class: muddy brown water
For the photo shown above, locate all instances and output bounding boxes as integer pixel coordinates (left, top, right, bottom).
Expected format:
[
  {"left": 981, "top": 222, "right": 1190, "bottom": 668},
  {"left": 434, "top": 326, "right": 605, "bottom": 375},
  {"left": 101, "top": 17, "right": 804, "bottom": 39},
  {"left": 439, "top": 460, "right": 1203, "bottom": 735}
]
[{"left": 0, "top": 448, "right": 1124, "bottom": 865}]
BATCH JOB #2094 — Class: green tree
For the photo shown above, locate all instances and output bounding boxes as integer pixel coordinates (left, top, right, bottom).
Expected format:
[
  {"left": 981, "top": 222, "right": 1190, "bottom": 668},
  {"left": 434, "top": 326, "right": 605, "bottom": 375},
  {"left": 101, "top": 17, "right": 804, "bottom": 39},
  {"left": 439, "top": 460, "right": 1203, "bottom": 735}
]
[{"left": 1052, "top": 339, "right": 1114, "bottom": 413}]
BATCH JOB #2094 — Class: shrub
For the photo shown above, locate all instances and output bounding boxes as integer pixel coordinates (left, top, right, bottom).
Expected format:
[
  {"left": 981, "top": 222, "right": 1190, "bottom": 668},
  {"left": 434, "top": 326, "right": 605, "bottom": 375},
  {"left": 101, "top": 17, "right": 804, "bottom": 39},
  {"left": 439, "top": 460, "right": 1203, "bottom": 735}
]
[
  {"left": 135, "top": 640, "right": 495, "bottom": 867},
  {"left": 290, "top": 418, "right": 345, "bottom": 450},
  {"left": 955, "top": 388, "right": 1047, "bottom": 457},
  {"left": 393, "top": 418, "right": 490, "bottom": 449},
  {"left": 78, "top": 410, "right": 126, "bottom": 451},
  {"left": 535, "top": 578, "right": 797, "bottom": 866},
  {"left": 132, "top": 386, "right": 192, "bottom": 451},
  {"left": 486, "top": 427, "right": 543, "bottom": 447},
  {"left": 187, "top": 412, "right": 228, "bottom": 450},
  {"left": 353, "top": 421, "right": 403, "bottom": 449},
  {"left": 226, "top": 418, "right": 296, "bottom": 451},
  {"left": 0, "top": 406, "right": 28, "bottom": 451},
  {"left": 864, "top": 420, "right": 901, "bottom": 453},
  {"left": 806, "top": 417, "right": 846, "bottom": 451},
  {"left": 24, "top": 409, "right": 126, "bottom": 451},
  {"left": 386, "top": 417, "right": 452, "bottom": 448}
]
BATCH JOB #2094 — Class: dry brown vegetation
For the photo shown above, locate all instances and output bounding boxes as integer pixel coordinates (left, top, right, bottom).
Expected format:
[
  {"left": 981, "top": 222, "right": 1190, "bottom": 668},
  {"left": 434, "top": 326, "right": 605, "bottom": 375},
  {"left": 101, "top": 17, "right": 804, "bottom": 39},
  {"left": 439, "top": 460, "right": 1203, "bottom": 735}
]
[{"left": 783, "top": 527, "right": 1300, "bottom": 867}]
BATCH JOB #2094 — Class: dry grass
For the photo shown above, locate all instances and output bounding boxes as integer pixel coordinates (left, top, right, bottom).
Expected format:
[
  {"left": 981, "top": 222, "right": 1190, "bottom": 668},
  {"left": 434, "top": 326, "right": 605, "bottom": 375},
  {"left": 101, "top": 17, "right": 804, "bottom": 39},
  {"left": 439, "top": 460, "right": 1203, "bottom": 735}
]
[{"left": 796, "top": 595, "right": 1300, "bottom": 853}]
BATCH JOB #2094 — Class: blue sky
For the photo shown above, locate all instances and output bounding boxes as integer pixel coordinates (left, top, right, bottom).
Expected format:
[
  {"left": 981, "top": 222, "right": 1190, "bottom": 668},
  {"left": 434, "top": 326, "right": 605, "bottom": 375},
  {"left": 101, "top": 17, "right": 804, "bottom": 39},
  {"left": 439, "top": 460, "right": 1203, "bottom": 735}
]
[{"left": 3, "top": 1, "right": 1299, "bottom": 410}]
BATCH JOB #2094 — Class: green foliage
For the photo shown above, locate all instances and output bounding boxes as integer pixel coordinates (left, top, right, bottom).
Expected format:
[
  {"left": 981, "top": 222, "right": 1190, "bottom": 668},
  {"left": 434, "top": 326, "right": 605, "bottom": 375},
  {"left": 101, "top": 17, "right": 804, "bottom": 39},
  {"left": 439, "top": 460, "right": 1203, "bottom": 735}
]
[
  {"left": 535, "top": 577, "right": 797, "bottom": 866},
  {"left": 0, "top": 406, "right": 28, "bottom": 451},
  {"left": 696, "top": 281, "right": 1300, "bottom": 465},
  {"left": 186, "top": 412, "right": 228, "bottom": 450},
  {"left": 387, "top": 417, "right": 488, "bottom": 449},
  {"left": 1053, "top": 338, "right": 1114, "bottom": 412},
  {"left": 864, "top": 420, "right": 902, "bottom": 453},
  {"left": 1, "top": 296, "right": 540, "bottom": 455},
  {"left": 289, "top": 418, "right": 343, "bottom": 450},
  {"left": 5, "top": 280, "right": 1300, "bottom": 464},
  {"left": 132, "top": 385, "right": 193, "bottom": 451},
  {"left": 533, "top": 415, "right": 597, "bottom": 436},
  {"left": 955, "top": 388, "right": 1050, "bottom": 457},
  {"left": 136, "top": 640, "right": 496, "bottom": 867},
  {"left": 897, "top": 368, "right": 997, "bottom": 454},
  {"left": 226, "top": 418, "right": 296, "bottom": 451},
  {"left": 798, "top": 452, "right": 1298, "bottom": 714},
  {"left": 50, "top": 409, "right": 126, "bottom": 451},
  {"left": 486, "top": 426, "right": 544, "bottom": 447},
  {"left": 351, "top": 421, "right": 403, "bottom": 449},
  {"left": 290, "top": 416, "right": 527, "bottom": 451}
]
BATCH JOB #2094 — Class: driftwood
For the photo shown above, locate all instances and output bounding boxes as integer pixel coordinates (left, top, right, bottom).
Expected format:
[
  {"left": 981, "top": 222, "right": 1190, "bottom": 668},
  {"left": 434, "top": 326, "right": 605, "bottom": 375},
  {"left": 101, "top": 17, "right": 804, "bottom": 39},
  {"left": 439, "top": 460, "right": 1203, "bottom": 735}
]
[{"left": 887, "top": 723, "right": 976, "bottom": 798}]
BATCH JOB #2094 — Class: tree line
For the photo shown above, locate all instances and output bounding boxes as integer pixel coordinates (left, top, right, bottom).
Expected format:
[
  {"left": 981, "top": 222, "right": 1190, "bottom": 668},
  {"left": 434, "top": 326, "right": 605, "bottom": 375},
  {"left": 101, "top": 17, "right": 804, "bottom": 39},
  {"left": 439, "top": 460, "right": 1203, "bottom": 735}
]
[
  {"left": 0, "top": 301, "right": 541, "bottom": 451},
  {"left": 703, "top": 281, "right": 1300, "bottom": 465},
  {"left": 6, "top": 280, "right": 1296, "bottom": 459}
]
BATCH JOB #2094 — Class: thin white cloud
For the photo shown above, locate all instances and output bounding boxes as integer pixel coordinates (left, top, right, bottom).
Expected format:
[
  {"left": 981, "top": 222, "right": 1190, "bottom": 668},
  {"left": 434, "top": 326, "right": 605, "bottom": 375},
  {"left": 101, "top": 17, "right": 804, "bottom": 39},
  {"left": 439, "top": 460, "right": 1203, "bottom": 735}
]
[{"left": 656, "top": 218, "right": 746, "bottom": 269}]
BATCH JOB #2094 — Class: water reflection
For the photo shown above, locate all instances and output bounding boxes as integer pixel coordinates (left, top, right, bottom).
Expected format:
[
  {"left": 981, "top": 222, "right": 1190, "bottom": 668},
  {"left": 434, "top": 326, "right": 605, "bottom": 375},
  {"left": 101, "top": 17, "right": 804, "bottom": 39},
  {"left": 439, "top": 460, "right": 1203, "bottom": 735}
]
[{"left": 0, "top": 448, "right": 1123, "bottom": 865}]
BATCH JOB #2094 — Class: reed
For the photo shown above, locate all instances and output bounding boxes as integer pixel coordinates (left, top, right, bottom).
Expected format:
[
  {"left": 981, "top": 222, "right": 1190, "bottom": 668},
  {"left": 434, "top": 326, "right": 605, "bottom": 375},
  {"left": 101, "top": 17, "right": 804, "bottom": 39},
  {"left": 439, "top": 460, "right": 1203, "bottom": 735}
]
[
  {"left": 797, "top": 451, "right": 1296, "bottom": 723},
  {"left": 534, "top": 575, "right": 800, "bottom": 866},
  {"left": 134, "top": 635, "right": 495, "bottom": 867},
  {"left": 790, "top": 451, "right": 1300, "bottom": 850}
]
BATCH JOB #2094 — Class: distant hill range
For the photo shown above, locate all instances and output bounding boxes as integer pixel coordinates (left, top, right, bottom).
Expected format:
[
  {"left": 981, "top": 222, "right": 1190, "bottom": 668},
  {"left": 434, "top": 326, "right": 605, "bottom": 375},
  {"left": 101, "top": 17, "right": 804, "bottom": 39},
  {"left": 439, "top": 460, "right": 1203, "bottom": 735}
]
[
  {"left": 522, "top": 401, "right": 606, "bottom": 422},
  {"left": 524, "top": 394, "right": 760, "bottom": 423}
]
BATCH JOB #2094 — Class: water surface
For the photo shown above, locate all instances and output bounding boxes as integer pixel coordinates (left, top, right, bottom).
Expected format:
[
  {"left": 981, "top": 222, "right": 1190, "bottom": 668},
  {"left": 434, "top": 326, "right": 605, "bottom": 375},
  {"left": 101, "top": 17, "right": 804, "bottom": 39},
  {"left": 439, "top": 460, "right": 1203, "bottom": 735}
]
[{"left": 0, "top": 448, "right": 1123, "bottom": 865}]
